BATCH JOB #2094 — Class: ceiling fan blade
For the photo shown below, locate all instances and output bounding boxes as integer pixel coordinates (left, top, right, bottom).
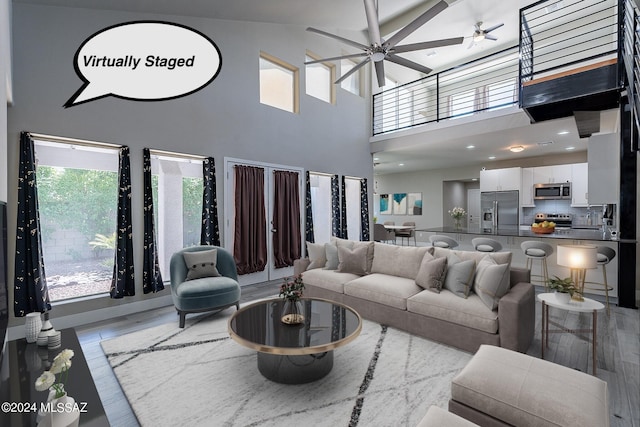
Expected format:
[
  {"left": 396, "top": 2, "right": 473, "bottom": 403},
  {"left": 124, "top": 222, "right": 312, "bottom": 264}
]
[
  {"left": 374, "top": 60, "right": 386, "bottom": 87},
  {"left": 335, "top": 57, "right": 370, "bottom": 84},
  {"left": 392, "top": 37, "right": 464, "bottom": 53},
  {"left": 386, "top": 54, "right": 432, "bottom": 75},
  {"left": 305, "top": 52, "right": 369, "bottom": 65},
  {"left": 306, "top": 27, "right": 369, "bottom": 50},
  {"left": 485, "top": 34, "right": 498, "bottom": 41},
  {"left": 363, "top": 0, "right": 382, "bottom": 46},
  {"left": 467, "top": 40, "right": 476, "bottom": 49},
  {"left": 385, "top": 0, "right": 448, "bottom": 49},
  {"left": 484, "top": 23, "right": 504, "bottom": 33}
]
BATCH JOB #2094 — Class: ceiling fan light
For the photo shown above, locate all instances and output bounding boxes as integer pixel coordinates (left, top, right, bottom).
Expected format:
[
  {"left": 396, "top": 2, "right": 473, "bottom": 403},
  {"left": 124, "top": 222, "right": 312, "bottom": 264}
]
[
  {"left": 372, "top": 52, "right": 385, "bottom": 62},
  {"left": 473, "top": 33, "right": 485, "bottom": 43},
  {"left": 509, "top": 145, "right": 524, "bottom": 153}
]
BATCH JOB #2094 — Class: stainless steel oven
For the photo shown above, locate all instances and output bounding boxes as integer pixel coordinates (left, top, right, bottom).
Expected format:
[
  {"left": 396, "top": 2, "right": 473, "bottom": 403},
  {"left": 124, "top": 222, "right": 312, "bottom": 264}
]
[{"left": 533, "top": 183, "right": 571, "bottom": 200}]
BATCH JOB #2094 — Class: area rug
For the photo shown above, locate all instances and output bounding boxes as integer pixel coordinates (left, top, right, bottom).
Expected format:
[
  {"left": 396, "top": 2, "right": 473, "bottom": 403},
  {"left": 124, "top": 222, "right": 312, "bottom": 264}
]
[{"left": 100, "top": 305, "right": 472, "bottom": 426}]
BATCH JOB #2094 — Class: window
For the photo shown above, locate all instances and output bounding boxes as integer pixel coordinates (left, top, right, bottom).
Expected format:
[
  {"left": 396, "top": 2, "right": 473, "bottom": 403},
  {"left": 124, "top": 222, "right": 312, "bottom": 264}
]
[
  {"left": 305, "top": 52, "right": 335, "bottom": 104},
  {"left": 340, "top": 58, "right": 362, "bottom": 96},
  {"left": 34, "top": 139, "right": 119, "bottom": 301},
  {"left": 150, "top": 152, "right": 204, "bottom": 278},
  {"left": 450, "top": 89, "right": 475, "bottom": 118},
  {"left": 488, "top": 80, "right": 517, "bottom": 110},
  {"left": 309, "top": 172, "right": 332, "bottom": 244},
  {"left": 259, "top": 52, "right": 299, "bottom": 113}
]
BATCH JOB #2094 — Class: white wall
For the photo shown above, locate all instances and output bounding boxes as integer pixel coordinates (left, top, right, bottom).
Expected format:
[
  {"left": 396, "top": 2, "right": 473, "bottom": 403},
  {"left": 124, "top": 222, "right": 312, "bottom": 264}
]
[
  {"left": 6, "top": 3, "right": 372, "bottom": 327},
  {"left": 0, "top": 0, "right": 10, "bottom": 203}
]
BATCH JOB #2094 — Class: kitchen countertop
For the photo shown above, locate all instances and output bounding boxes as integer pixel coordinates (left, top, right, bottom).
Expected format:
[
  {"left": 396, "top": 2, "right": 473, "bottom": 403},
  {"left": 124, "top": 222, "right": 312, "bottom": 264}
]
[{"left": 418, "top": 226, "right": 619, "bottom": 242}]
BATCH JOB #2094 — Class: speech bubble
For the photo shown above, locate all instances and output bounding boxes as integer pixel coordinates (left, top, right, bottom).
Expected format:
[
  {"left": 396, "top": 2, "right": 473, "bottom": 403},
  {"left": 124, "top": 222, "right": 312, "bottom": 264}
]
[{"left": 64, "top": 21, "right": 221, "bottom": 107}]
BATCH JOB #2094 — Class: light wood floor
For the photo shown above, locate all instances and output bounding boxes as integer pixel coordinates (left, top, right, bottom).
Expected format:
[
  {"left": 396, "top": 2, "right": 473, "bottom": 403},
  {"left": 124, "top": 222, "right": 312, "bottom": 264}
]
[{"left": 76, "top": 283, "right": 640, "bottom": 427}]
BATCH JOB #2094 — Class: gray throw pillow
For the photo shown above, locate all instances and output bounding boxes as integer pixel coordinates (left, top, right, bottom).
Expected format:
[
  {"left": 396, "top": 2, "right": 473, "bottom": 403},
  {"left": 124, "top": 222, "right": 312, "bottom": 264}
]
[
  {"left": 337, "top": 245, "right": 368, "bottom": 276},
  {"left": 415, "top": 253, "right": 448, "bottom": 293},
  {"left": 443, "top": 255, "right": 475, "bottom": 298},
  {"left": 183, "top": 249, "right": 220, "bottom": 280},
  {"left": 474, "top": 255, "right": 510, "bottom": 310},
  {"left": 324, "top": 243, "right": 339, "bottom": 270},
  {"left": 306, "top": 242, "right": 326, "bottom": 270}
]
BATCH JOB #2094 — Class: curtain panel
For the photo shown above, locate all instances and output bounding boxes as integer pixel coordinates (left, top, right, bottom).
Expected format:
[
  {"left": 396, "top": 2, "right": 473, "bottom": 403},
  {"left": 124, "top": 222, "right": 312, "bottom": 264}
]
[
  {"left": 201, "top": 157, "right": 221, "bottom": 246},
  {"left": 331, "top": 175, "right": 340, "bottom": 237},
  {"left": 304, "top": 171, "right": 314, "bottom": 244},
  {"left": 142, "top": 148, "right": 164, "bottom": 294},
  {"left": 340, "top": 176, "right": 347, "bottom": 239},
  {"left": 272, "top": 170, "right": 301, "bottom": 268},
  {"left": 110, "top": 146, "right": 135, "bottom": 298},
  {"left": 360, "top": 178, "right": 370, "bottom": 241},
  {"left": 14, "top": 132, "right": 51, "bottom": 316},
  {"left": 233, "top": 165, "right": 267, "bottom": 275}
]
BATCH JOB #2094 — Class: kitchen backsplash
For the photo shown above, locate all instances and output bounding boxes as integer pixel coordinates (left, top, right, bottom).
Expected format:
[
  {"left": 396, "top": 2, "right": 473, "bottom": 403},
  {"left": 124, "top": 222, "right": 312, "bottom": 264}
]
[{"left": 522, "top": 200, "right": 599, "bottom": 226}]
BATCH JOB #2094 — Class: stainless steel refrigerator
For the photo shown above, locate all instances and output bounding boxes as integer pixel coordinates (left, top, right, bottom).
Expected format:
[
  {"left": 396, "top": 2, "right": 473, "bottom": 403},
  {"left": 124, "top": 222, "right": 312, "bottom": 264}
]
[{"left": 481, "top": 190, "right": 519, "bottom": 233}]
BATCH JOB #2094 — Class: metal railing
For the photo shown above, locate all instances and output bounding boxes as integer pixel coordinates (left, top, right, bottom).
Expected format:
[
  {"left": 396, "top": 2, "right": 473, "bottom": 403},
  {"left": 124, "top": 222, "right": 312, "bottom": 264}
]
[{"left": 622, "top": 0, "right": 640, "bottom": 135}]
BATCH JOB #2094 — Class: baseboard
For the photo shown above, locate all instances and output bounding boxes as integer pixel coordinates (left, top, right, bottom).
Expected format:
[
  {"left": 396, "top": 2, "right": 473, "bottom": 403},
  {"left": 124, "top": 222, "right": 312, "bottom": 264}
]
[{"left": 7, "top": 295, "right": 174, "bottom": 341}]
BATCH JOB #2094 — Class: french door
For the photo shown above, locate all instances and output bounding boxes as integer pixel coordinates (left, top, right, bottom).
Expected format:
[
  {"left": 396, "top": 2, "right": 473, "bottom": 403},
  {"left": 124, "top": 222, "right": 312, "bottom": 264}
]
[{"left": 224, "top": 158, "right": 304, "bottom": 286}]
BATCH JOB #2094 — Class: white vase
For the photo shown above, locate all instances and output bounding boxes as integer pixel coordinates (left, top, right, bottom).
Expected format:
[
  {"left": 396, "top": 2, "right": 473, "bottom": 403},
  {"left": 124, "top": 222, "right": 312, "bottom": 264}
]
[
  {"left": 554, "top": 291, "right": 571, "bottom": 304},
  {"left": 25, "top": 312, "right": 43, "bottom": 343},
  {"left": 37, "top": 391, "right": 80, "bottom": 427}
]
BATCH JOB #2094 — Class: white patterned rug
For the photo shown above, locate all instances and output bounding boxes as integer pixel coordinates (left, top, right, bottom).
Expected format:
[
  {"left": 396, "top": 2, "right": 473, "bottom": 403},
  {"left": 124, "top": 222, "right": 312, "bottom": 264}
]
[{"left": 100, "top": 305, "right": 472, "bottom": 427}]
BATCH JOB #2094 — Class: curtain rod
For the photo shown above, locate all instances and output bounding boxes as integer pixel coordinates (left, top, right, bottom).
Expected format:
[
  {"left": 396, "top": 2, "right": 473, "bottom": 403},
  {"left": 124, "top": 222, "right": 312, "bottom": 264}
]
[
  {"left": 148, "top": 148, "right": 206, "bottom": 161},
  {"left": 308, "top": 171, "right": 334, "bottom": 177},
  {"left": 28, "top": 132, "right": 122, "bottom": 149}
]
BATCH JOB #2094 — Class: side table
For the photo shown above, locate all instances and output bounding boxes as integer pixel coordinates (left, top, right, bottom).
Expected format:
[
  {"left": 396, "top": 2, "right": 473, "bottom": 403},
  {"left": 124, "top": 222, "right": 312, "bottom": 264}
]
[{"left": 537, "top": 292, "right": 605, "bottom": 375}]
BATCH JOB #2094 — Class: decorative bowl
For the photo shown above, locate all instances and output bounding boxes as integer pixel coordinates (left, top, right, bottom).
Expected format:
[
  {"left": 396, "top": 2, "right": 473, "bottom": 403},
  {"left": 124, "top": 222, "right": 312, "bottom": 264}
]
[{"left": 531, "top": 226, "right": 555, "bottom": 234}]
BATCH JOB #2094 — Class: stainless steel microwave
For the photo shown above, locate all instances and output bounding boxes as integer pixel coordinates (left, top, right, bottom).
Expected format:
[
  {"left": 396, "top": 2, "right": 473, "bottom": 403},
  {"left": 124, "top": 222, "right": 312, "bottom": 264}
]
[{"left": 534, "top": 183, "right": 571, "bottom": 200}]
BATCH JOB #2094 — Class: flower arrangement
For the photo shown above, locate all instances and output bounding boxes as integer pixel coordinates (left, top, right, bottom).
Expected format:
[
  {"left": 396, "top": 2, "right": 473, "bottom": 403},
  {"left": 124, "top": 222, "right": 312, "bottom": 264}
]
[
  {"left": 448, "top": 206, "right": 467, "bottom": 220},
  {"left": 279, "top": 274, "right": 305, "bottom": 302},
  {"left": 35, "top": 348, "right": 74, "bottom": 398}
]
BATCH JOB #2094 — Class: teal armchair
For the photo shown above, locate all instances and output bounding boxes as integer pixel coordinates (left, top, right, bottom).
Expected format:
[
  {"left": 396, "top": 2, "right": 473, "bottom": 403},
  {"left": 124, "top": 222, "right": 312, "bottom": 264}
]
[{"left": 170, "top": 245, "right": 241, "bottom": 328}]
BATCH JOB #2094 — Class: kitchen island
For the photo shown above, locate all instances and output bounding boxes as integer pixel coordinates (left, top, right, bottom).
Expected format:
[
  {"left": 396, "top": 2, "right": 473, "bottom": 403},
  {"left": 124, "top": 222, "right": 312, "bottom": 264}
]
[{"left": 415, "top": 226, "right": 623, "bottom": 303}]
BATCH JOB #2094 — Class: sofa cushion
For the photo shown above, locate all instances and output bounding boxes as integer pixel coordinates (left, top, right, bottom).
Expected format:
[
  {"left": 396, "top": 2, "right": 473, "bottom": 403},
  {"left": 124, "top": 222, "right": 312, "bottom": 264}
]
[
  {"left": 324, "top": 243, "right": 339, "bottom": 270},
  {"left": 345, "top": 273, "right": 422, "bottom": 310},
  {"left": 332, "top": 237, "right": 375, "bottom": 273},
  {"left": 415, "top": 253, "right": 448, "bottom": 293},
  {"left": 407, "top": 289, "right": 498, "bottom": 334},
  {"left": 474, "top": 255, "right": 511, "bottom": 310},
  {"left": 306, "top": 242, "right": 327, "bottom": 270},
  {"left": 451, "top": 345, "right": 610, "bottom": 427},
  {"left": 183, "top": 249, "right": 220, "bottom": 280},
  {"left": 443, "top": 254, "right": 475, "bottom": 298},
  {"left": 434, "top": 247, "right": 512, "bottom": 267},
  {"left": 337, "top": 244, "right": 368, "bottom": 276},
  {"left": 302, "top": 268, "right": 360, "bottom": 294},
  {"left": 371, "top": 243, "right": 432, "bottom": 280}
]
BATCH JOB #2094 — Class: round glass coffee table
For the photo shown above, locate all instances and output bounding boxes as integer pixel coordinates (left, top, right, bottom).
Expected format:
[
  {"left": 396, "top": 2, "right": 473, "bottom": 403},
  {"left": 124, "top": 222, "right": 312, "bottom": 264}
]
[{"left": 228, "top": 298, "right": 362, "bottom": 384}]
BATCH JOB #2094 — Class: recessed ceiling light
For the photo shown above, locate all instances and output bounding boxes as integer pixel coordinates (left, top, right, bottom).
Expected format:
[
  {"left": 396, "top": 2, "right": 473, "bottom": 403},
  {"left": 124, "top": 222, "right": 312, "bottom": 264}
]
[
  {"left": 373, "top": 157, "right": 379, "bottom": 161},
  {"left": 472, "top": 178, "right": 478, "bottom": 181},
  {"left": 466, "top": 145, "right": 475, "bottom": 149},
  {"left": 557, "top": 131, "right": 570, "bottom": 135},
  {"left": 509, "top": 145, "right": 524, "bottom": 153},
  {"left": 537, "top": 141, "right": 553, "bottom": 147},
  {"left": 488, "top": 156, "right": 496, "bottom": 160},
  {"left": 398, "top": 163, "right": 405, "bottom": 166},
  {"left": 565, "top": 146, "right": 576, "bottom": 151}
]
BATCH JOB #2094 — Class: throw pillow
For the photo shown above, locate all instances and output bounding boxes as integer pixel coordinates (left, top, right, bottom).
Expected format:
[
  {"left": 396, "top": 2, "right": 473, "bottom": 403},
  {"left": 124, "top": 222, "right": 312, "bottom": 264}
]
[
  {"left": 183, "top": 249, "right": 220, "bottom": 280},
  {"left": 474, "top": 255, "right": 511, "bottom": 310},
  {"left": 443, "top": 254, "right": 475, "bottom": 298},
  {"left": 333, "top": 237, "right": 375, "bottom": 273},
  {"left": 306, "top": 242, "right": 326, "bottom": 270},
  {"left": 337, "top": 244, "right": 368, "bottom": 276},
  {"left": 324, "top": 243, "right": 339, "bottom": 270},
  {"left": 415, "top": 253, "right": 448, "bottom": 293}
]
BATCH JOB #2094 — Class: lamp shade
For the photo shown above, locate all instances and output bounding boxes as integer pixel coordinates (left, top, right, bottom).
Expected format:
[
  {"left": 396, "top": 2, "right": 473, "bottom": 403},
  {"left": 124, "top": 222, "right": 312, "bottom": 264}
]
[{"left": 557, "top": 245, "right": 598, "bottom": 269}]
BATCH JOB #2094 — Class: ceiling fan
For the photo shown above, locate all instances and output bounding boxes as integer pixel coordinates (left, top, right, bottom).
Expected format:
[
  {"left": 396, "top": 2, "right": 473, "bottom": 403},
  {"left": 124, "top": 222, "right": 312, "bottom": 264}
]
[
  {"left": 468, "top": 21, "right": 504, "bottom": 49},
  {"left": 305, "top": 0, "right": 463, "bottom": 87}
]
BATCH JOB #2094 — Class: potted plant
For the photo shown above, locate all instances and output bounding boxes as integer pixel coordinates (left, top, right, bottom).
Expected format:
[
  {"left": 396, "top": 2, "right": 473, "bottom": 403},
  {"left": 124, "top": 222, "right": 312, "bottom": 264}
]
[{"left": 547, "top": 276, "right": 577, "bottom": 303}]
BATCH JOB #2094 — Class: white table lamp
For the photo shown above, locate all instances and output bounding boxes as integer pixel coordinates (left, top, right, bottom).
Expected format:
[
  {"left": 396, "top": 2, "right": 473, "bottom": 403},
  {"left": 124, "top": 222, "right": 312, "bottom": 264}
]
[{"left": 556, "top": 244, "right": 597, "bottom": 300}]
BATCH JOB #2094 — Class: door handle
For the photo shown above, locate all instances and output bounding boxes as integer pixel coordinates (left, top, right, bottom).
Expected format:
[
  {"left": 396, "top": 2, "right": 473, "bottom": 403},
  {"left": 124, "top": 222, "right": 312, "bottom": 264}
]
[{"left": 271, "top": 228, "right": 277, "bottom": 233}]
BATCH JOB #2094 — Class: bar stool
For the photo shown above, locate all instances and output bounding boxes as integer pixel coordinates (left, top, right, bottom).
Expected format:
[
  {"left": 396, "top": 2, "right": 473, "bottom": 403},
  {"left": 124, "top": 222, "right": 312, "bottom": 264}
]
[
  {"left": 429, "top": 235, "right": 459, "bottom": 249},
  {"left": 472, "top": 238, "right": 502, "bottom": 252},
  {"left": 520, "top": 241, "right": 554, "bottom": 290},
  {"left": 584, "top": 246, "right": 616, "bottom": 315}
]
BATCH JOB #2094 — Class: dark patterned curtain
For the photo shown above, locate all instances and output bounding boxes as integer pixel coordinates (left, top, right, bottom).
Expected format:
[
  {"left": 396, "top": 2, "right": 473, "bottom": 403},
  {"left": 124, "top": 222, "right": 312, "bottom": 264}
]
[
  {"left": 360, "top": 178, "right": 370, "bottom": 241},
  {"left": 14, "top": 132, "right": 50, "bottom": 316},
  {"left": 201, "top": 157, "right": 220, "bottom": 246},
  {"left": 110, "top": 146, "right": 135, "bottom": 298},
  {"left": 305, "top": 171, "right": 314, "bottom": 243},
  {"left": 273, "top": 171, "right": 301, "bottom": 268},
  {"left": 142, "top": 149, "right": 164, "bottom": 294},
  {"left": 234, "top": 165, "right": 267, "bottom": 274},
  {"left": 331, "top": 174, "right": 340, "bottom": 237},
  {"left": 340, "top": 176, "right": 347, "bottom": 239}
]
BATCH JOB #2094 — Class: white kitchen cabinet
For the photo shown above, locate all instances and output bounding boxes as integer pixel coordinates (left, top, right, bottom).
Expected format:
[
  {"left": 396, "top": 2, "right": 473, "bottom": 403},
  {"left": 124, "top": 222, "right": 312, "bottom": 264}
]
[
  {"left": 480, "top": 167, "right": 521, "bottom": 192},
  {"left": 520, "top": 167, "right": 535, "bottom": 207},
  {"left": 533, "top": 165, "right": 572, "bottom": 184},
  {"left": 571, "top": 162, "right": 589, "bottom": 207},
  {"left": 588, "top": 133, "right": 619, "bottom": 204}
]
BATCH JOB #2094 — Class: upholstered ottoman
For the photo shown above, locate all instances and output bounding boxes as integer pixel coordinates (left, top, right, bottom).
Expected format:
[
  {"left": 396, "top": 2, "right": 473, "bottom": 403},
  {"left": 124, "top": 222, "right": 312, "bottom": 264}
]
[
  {"left": 417, "top": 406, "right": 479, "bottom": 426},
  {"left": 449, "top": 345, "right": 610, "bottom": 427}
]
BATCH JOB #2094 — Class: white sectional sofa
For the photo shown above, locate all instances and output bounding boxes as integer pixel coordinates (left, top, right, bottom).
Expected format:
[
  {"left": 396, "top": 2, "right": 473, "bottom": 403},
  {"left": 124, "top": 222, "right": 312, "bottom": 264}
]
[{"left": 293, "top": 239, "right": 535, "bottom": 353}]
